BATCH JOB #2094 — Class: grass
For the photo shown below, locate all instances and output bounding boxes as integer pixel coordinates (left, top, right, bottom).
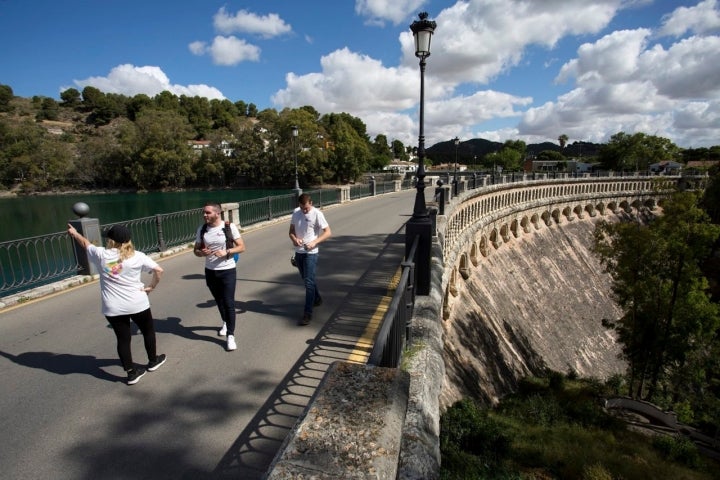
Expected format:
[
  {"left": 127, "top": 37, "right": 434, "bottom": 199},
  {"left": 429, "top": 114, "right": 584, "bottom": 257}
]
[{"left": 440, "top": 375, "right": 720, "bottom": 480}]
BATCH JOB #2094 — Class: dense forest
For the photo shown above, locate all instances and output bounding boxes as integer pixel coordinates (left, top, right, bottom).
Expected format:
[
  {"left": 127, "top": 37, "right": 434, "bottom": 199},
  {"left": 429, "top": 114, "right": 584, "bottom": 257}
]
[
  {"left": 0, "top": 84, "right": 408, "bottom": 192},
  {"left": 1, "top": 83, "right": 719, "bottom": 193}
]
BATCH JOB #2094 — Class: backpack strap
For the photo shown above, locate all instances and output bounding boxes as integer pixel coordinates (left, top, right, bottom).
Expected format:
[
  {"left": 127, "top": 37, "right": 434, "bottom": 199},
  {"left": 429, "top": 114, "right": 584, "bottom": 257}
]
[
  {"left": 199, "top": 222, "right": 208, "bottom": 247},
  {"left": 223, "top": 221, "right": 234, "bottom": 248}
]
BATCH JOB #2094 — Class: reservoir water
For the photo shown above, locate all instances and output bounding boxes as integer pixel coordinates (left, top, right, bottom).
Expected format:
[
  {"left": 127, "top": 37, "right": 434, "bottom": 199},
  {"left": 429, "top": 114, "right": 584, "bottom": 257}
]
[{"left": 0, "top": 188, "right": 288, "bottom": 243}]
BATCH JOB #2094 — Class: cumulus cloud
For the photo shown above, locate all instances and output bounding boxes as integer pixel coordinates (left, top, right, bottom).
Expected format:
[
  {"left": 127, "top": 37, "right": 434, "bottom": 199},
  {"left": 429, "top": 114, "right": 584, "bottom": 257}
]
[
  {"left": 355, "top": 0, "right": 427, "bottom": 25},
  {"left": 517, "top": 9, "right": 720, "bottom": 147},
  {"left": 658, "top": 0, "right": 720, "bottom": 37},
  {"left": 190, "top": 7, "right": 287, "bottom": 67},
  {"left": 213, "top": 7, "right": 292, "bottom": 37},
  {"left": 188, "top": 34, "right": 261, "bottom": 66},
  {"left": 72, "top": 64, "right": 225, "bottom": 99},
  {"left": 406, "top": 0, "right": 621, "bottom": 86},
  {"left": 275, "top": 0, "right": 627, "bottom": 145}
]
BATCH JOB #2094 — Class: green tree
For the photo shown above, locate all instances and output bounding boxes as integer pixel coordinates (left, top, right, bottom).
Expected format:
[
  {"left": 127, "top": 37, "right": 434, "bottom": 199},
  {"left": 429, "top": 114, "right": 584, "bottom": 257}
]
[
  {"left": 369, "top": 134, "right": 392, "bottom": 170},
  {"left": 593, "top": 191, "right": 720, "bottom": 412},
  {"left": 537, "top": 150, "right": 565, "bottom": 160},
  {"left": 153, "top": 90, "right": 180, "bottom": 111},
  {"left": 599, "top": 132, "right": 680, "bottom": 171},
  {"left": 60, "top": 88, "right": 81, "bottom": 108},
  {"left": 558, "top": 134, "right": 569, "bottom": 149},
  {"left": 180, "top": 95, "right": 212, "bottom": 138},
  {"left": 35, "top": 97, "right": 60, "bottom": 121},
  {"left": 129, "top": 108, "right": 195, "bottom": 189},
  {"left": 392, "top": 139, "right": 408, "bottom": 161},
  {"left": 325, "top": 118, "right": 370, "bottom": 183},
  {"left": 81, "top": 86, "right": 104, "bottom": 111},
  {"left": 127, "top": 94, "right": 153, "bottom": 121},
  {"left": 0, "top": 84, "right": 13, "bottom": 112}
]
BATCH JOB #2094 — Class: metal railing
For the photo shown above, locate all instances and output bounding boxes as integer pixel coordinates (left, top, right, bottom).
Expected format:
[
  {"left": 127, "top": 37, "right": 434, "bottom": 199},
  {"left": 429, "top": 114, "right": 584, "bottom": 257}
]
[
  {"left": 0, "top": 231, "right": 81, "bottom": 297},
  {"left": 1, "top": 180, "right": 413, "bottom": 298},
  {"left": 367, "top": 235, "right": 417, "bottom": 367}
]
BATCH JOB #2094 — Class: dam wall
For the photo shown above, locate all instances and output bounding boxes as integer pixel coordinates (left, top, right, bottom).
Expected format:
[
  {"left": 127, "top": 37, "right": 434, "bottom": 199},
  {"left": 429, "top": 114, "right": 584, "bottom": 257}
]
[{"left": 398, "top": 173, "right": 706, "bottom": 479}]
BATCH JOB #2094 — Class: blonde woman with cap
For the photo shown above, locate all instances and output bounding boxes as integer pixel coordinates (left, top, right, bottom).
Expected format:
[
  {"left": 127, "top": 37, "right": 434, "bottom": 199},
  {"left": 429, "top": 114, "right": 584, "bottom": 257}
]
[{"left": 67, "top": 223, "right": 166, "bottom": 385}]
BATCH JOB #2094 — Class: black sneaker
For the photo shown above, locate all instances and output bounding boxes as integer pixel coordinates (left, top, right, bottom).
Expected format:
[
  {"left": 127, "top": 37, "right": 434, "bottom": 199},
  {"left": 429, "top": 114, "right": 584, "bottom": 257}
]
[
  {"left": 298, "top": 313, "right": 311, "bottom": 326},
  {"left": 313, "top": 297, "right": 323, "bottom": 307},
  {"left": 148, "top": 354, "right": 166, "bottom": 372},
  {"left": 127, "top": 367, "right": 146, "bottom": 385}
]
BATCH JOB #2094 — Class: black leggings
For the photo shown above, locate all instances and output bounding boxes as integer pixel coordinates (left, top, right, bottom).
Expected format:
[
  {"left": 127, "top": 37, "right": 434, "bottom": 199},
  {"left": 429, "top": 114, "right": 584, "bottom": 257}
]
[{"left": 106, "top": 308, "right": 157, "bottom": 372}]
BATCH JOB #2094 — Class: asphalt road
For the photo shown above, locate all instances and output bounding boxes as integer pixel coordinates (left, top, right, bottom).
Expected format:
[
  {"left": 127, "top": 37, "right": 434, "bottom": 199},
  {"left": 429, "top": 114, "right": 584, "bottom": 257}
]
[{"left": 0, "top": 189, "right": 421, "bottom": 480}]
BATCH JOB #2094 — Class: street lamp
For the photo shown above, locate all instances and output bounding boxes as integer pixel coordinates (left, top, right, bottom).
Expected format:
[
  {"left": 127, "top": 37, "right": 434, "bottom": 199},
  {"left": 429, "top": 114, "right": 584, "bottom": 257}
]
[
  {"left": 453, "top": 136, "right": 459, "bottom": 196},
  {"left": 406, "top": 11, "right": 436, "bottom": 296},
  {"left": 291, "top": 125, "right": 301, "bottom": 196}
]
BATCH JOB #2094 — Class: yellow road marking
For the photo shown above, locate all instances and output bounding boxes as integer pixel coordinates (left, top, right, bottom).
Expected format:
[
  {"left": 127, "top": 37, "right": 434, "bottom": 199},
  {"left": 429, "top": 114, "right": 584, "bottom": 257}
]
[{"left": 346, "top": 266, "right": 403, "bottom": 364}]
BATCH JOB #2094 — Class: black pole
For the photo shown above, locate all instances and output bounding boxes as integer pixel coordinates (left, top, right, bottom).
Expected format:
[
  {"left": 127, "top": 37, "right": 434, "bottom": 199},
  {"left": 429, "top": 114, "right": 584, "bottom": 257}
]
[{"left": 405, "top": 54, "right": 432, "bottom": 295}]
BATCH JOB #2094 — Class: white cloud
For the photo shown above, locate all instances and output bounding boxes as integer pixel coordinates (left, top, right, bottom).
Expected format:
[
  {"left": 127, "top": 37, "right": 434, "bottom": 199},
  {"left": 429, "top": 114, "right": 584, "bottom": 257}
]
[
  {"left": 517, "top": 16, "right": 720, "bottom": 147},
  {"left": 405, "top": 0, "right": 621, "bottom": 86},
  {"left": 658, "top": 0, "right": 720, "bottom": 37},
  {"left": 72, "top": 64, "right": 225, "bottom": 99},
  {"left": 355, "top": 0, "right": 428, "bottom": 25},
  {"left": 208, "top": 36, "right": 261, "bottom": 66},
  {"left": 275, "top": 0, "right": 627, "bottom": 146},
  {"left": 213, "top": 7, "right": 292, "bottom": 38},
  {"left": 189, "top": 36, "right": 260, "bottom": 66}
]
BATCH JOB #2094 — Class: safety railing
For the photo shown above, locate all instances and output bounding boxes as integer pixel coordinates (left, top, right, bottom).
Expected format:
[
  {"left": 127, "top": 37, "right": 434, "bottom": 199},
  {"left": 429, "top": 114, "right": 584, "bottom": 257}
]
[
  {"left": 1, "top": 180, "right": 412, "bottom": 298},
  {"left": 367, "top": 235, "right": 417, "bottom": 367},
  {"left": 0, "top": 231, "right": 81, "bottom": 297}
]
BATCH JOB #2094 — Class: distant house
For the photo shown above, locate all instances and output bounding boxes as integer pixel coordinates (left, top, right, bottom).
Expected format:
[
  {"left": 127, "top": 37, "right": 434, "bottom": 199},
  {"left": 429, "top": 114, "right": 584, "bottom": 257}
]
[
  {"left": 568, "top": 160, "right": 598, "bottom": 173},
  {"left": 187, "top": 139, "right": 234, "bottom": 157},
  {"left": 217, "top": 140, "right": 234, "bottom": 157},
  {"left": 383, "top": 160, "right": 417, "bottom": 173},
  {"left": 649, "top": 160, "right": 683, "bottom": 174},
  {"left": 685, "top": 160, "right": 719, "bottom": 173},
  {"left": 524, "top": 158, "right": 598, "bottom": 173},
  {"left": 188, "top": 140, "right": 211, "bottom": 152}
]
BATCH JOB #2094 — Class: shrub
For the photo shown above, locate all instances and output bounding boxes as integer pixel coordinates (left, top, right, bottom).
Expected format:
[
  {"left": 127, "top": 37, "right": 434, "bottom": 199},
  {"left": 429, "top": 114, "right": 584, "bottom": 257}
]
[
  {"left": 652, "top": 435, "right": 701, "bottom": 469},
  {"left": 441, "top": 398, "right": 511, "bottom": 466}
]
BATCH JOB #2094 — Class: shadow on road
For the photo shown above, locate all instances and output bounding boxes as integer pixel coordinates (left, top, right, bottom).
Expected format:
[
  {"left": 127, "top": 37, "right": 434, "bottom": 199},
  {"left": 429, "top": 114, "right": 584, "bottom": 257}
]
[
  {"left": 0, "top": 350, "right": 124, "bottom": 383},
  {"left": 212, "top": 229, "right": 406, "bottom": 479}
]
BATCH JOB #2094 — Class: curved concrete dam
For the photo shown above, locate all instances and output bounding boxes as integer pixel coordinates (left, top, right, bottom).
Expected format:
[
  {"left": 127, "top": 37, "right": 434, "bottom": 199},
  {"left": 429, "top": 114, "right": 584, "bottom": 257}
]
[{"left": 441, "top": 215, "right": 626, "bottom": 409}]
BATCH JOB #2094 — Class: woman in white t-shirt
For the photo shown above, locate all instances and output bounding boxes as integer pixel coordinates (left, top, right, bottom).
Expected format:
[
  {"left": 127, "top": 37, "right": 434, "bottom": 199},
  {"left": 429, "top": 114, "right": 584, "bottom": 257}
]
[{"left": 67, "top": 223, "right": 166, "bottom": 385}]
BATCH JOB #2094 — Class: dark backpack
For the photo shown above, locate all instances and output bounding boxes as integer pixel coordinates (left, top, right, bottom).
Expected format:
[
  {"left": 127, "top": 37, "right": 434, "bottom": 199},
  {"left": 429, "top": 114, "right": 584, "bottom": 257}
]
[{"left": 200, "top": 221, "right": 239, "bottom": 262}]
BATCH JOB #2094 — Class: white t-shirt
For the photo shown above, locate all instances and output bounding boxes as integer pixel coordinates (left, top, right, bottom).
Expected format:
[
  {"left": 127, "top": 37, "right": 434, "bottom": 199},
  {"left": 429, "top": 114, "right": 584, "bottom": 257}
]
[
  {"left": 291, "top": 206, "right": 329, "bottom": 254},
  {"left": 195, "top": 222, "right": 242, "bottom": 270},
  {"left": 86, "top": 245, "right": 159, "bottom": 317}
]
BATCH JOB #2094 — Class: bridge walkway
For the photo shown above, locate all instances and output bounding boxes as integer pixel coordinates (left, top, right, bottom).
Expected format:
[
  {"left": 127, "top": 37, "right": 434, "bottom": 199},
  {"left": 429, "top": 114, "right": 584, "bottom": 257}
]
[{"left": 0, "top": 189, "right": 419, "bottom": 480}]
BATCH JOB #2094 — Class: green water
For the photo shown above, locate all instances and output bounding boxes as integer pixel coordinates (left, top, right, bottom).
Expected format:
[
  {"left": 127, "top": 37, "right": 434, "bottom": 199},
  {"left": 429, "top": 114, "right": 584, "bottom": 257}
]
[{"left": 0, "top": 189, "right": 289, "bottom": 243}]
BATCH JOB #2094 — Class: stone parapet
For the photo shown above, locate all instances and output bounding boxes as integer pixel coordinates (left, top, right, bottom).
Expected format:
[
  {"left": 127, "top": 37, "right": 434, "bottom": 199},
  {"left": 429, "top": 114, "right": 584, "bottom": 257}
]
[{"left": 265, "top": 361, "right": 410, "bottom": 479}]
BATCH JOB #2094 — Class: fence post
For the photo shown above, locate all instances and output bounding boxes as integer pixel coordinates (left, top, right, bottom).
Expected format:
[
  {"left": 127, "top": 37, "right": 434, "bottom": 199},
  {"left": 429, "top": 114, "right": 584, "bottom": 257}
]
[
  {"left": 154, "top": 214, "right": 167, "bottom": 252},
  {"left": 370, "top": 176, "right": 377, "bottom": 196},
  {"left": 69, "top": 203, "right": 101, "bottom": 275}
]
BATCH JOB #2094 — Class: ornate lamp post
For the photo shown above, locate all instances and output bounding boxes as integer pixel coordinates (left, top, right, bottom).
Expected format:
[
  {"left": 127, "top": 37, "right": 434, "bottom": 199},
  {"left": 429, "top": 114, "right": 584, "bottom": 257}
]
[
  {"left": 406, "top": 12, "right": 436, "bottom": 295},
  {"left": 291, "top": 125, "right": 302, "bottom": 197},
  {"left": 453, "top": 136, "right": 459, "bottom": 196}
]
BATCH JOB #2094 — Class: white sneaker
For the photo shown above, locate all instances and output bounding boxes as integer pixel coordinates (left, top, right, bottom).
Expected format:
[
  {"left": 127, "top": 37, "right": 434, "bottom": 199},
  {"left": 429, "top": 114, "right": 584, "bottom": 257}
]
[
  {"left": 218, "top": 322, "right": 227, "bottom": 336},
  {"left": 227, "top": 335, "right": 237, "bottom": 351}
]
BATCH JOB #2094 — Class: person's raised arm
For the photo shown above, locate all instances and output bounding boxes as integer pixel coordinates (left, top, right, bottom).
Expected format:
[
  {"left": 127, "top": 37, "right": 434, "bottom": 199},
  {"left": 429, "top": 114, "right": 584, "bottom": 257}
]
[{"left": 67, "top": 224, "right": 91, "bottom": 250}]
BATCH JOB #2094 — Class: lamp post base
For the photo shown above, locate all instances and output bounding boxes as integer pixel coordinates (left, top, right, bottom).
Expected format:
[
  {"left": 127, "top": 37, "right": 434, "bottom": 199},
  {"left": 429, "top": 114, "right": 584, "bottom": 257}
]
[{"left": 405, "top": 215, "right": 432, "bottom": 295}]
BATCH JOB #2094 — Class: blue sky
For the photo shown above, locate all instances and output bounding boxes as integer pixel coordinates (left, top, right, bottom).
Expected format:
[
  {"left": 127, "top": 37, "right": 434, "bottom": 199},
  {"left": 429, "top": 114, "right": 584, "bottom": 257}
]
[{"left": 2, "top": 0, "right": 719, "bottom": 148}]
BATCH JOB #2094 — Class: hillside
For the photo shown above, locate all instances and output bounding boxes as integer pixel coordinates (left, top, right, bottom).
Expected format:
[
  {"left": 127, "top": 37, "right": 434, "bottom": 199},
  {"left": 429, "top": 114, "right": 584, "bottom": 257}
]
[{"left": 426, "top": 137, "right": 602, "bottom": 165}]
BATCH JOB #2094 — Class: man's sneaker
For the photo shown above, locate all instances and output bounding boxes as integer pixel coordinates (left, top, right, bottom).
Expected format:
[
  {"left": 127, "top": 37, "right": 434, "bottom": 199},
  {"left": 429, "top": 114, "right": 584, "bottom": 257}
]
[
  {"left": 313, "top": 297, "right": 323, "bottom": 307},
  {"left": 127, "top": 367, "right": 146, "bottom": 385},
  {"left": 227, "top": 334, "right": 237, "bottom": 351},
  {"left": 218, "top": 322, "right": 227, "bottom": 336},
  {"left": 147, "top": 354, "right": 166, "bottom": 372},
  {"left": 299, "top": 313, "right": 311, "bottom": 326}
]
